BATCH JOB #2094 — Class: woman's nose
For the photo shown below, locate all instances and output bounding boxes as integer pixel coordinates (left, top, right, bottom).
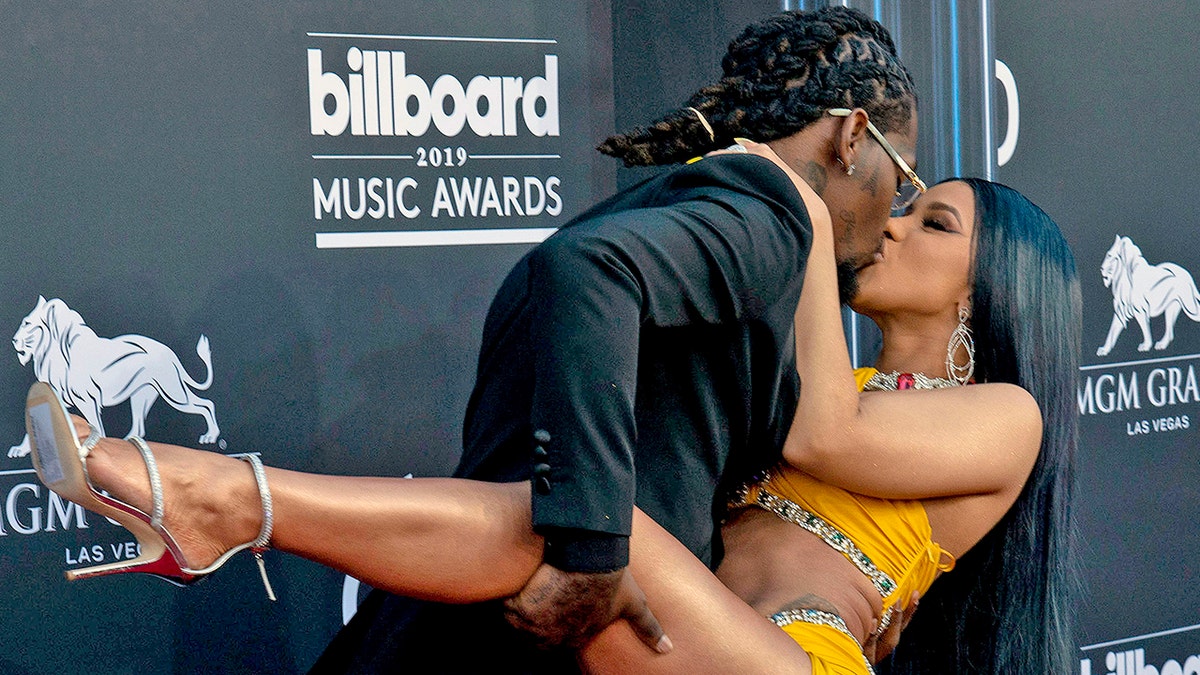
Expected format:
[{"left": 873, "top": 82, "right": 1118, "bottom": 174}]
[{"left": 883, "top": 213, "right": 911, "bottom": 240}]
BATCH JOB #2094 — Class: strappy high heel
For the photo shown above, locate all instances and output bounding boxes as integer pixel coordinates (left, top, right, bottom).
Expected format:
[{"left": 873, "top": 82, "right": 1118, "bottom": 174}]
[{"left": 24, "top": 381, "right": 277, "bottom": 600}]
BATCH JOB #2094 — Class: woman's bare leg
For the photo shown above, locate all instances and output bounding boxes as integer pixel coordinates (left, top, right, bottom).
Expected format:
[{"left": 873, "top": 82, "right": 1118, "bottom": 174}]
[
  {"left": 267, "top": 471, "right": 543, "bottom": 601},
  {"left": 76, "top": 421, "right": 541, "bottom": 601},
  {"left": 76, "top": 419, "right": 813, "bottom": 673}
]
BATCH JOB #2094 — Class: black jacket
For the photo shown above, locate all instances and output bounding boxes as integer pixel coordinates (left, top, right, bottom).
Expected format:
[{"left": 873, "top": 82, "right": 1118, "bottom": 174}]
[
  {"left": 312, "top": 152, "right": 811, "bottom": 674},
  {"left": 457, "top": 152, "right": 811, "bottom": 571}
]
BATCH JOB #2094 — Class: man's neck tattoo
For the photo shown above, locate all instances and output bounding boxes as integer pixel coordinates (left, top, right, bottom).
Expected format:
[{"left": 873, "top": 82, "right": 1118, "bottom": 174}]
[
  {"left": 835, "top": 210, "right": 861, "bottom": 305},
  {"left": 804, "top": 162, "right": 827, "bottom": 196},
  {"left": 860, "top": 164, "right": 881, "bottom": 197}
]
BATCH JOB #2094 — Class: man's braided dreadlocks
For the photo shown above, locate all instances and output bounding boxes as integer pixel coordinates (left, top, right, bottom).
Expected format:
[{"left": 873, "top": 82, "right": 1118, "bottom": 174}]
[{"left": 598, "top": 7, "right": 916, "bottom": 166}]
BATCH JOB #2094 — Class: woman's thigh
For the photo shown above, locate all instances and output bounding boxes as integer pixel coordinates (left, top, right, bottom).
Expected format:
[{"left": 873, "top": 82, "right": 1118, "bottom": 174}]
[{"left": 578, "top": 510, "right": 814, "bottom": 675}]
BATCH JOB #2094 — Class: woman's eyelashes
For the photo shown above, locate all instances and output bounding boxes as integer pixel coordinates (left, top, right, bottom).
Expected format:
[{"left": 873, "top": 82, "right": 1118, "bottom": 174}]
[{"left": 923, "top": 216, "right": 952, "bottom": 232}]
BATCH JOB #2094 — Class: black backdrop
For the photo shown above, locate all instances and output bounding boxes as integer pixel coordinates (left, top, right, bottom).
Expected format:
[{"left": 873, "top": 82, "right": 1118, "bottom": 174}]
[
  {"left": 0, "top": 1, "right": 1196, "bottom": 673},
  {"left": 993, "top": 3, "right": 1200, "bottom": 674}
]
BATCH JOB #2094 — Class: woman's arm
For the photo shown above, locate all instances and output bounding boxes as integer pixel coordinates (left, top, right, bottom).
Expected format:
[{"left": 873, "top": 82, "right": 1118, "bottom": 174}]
[
  {"left": 737, "top": 141, "right": 1041, "bottom": 501},
  {"left": 785, "top": 383, "right": 1041, "bottom": 500}
]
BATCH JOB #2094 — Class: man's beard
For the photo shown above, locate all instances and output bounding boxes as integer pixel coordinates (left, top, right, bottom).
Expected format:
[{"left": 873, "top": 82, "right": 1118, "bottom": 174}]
[{"left": 835, "top": 259, "right": 860, "bottom": 305}]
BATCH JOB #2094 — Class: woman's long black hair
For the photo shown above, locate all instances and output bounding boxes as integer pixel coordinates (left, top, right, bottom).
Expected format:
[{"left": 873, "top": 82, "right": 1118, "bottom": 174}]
[{"left": 881, "top": 179, "right": 1081, "bottom": 675}]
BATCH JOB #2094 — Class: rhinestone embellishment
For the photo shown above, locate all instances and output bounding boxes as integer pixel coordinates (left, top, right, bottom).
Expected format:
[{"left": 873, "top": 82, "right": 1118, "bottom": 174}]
[
  {"left": 863, "top": 370, "right": 960, "bottom": 392},
  {"left": 731, "top": 478, "right": 898, "bottom": 600},
  {"left": 770, "top": 608, "right": 877, "bottom": 675}
]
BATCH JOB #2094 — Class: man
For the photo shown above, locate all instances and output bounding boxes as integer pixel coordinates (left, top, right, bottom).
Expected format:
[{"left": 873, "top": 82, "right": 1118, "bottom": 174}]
[{"left": 312, "top": 7, "right": 920, "bottom": 672}]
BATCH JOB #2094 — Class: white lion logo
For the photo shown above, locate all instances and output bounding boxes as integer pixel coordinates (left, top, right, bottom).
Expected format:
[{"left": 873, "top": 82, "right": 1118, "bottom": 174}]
[
  {"left": 9, "top": 296, "right": 220, "bottom": 458},
  {"left": 1096, "top": 235, "right": 1200, "bottom": 356}
]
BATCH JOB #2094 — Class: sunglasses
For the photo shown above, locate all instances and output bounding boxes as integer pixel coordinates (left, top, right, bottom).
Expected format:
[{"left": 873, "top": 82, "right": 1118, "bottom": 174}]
[{"left": 827, "top": 108, "right": 926, "bottom": 212}]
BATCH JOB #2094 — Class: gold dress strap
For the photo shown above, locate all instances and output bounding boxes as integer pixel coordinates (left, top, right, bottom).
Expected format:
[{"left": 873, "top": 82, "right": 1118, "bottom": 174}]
[{"left": 769, "top": 608, "right": 876, "bottom": 675}]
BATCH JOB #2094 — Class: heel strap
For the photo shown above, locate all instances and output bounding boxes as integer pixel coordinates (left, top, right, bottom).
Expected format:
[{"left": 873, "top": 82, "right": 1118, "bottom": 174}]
[
  {"left": 239, "top": 454, "right": 273, "bottom": 549},
  {"left": 125, "top": 436, "right": 164, "bottom": 530},
  {"left": 119, "top": 439, "right": 278, "bottom": 601},
  {"left": 239, "top": 454, "right": 276, "bottom": 601},
  {"left": 80, "top": 425, "right": 102, "bottom": 459}
]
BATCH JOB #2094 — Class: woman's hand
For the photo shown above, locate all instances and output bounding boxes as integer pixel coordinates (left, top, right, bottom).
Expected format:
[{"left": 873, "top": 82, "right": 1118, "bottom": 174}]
[
  {"left": 706, "top": 139, "right": 831, "bottom": 229},
  {"left": 861, "top": 593, "right": 920, "bottom": 663}
]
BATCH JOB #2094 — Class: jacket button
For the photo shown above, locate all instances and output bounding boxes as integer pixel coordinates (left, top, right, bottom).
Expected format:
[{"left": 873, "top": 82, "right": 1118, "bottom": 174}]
[
  {"left": 533, "top": 446, "right": 548, "bottom": 460},
  {"left": 533, "top": 429, "right": 551, "bottom": 444},
  {"left": 533, "top": 462, "right": 552, "bottom": 476},
  {"left": 535, "top": 476, "right": 552, "bottom": 495}
]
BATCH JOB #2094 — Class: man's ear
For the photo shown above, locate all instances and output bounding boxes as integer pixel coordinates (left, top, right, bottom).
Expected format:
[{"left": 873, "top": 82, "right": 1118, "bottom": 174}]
[{"left": 835, "top": 108, "right": 871, "bottom": 168}]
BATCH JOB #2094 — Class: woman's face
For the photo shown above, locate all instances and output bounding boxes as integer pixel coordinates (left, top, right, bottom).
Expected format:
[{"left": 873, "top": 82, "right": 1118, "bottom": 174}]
[{"left": 850, "top": 180, "right": 976, "bottom": 321}]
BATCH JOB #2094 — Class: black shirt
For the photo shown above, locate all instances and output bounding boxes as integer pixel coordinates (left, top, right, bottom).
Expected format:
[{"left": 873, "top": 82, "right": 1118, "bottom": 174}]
[{"left": 456, "top": 152, "right": 811, "bottom": 571}]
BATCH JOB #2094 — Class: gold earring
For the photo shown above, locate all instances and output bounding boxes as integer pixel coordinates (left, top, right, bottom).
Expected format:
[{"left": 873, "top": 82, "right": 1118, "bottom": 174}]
[{"left": 686, "top": 107, "right": 715, "bottom": 143}]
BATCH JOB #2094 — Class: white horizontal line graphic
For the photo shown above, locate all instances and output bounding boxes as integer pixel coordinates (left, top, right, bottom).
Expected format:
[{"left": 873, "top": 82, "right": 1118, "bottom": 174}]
[
  {"left": 316, "top": 228, "right": 558, "bottom": 248},
  {"left": 310, "top": 154, "right": 560, "bottom": 161},
  {"left": 307, "top": 32, "right": 557, "bottom": 45},
  {"left": 312, "top": 155, "right": 415, "bottom": 160},
  {"left": 1080, "top": 622, "right": 1200, "bottom": 651},
  {"left": 468, "top": 154, "right": 561, "bottom": 160}
]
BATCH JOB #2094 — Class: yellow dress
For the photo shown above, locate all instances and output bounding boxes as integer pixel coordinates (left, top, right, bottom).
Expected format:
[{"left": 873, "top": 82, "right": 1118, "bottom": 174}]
[{"left": 729, "top": 367, "right": 956, "bottom": 675}]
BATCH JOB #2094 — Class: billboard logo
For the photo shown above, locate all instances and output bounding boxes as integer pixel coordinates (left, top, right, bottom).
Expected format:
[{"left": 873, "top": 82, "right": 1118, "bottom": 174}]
[
  {"left": 8, "top": 296, "right": 221, "bottom": 459},
  {"left": 1096, "top": 235, "right": 1200, "bottom": 356},
  {"left": 308, "top": 48, "right": 559, "bottom": 138}
]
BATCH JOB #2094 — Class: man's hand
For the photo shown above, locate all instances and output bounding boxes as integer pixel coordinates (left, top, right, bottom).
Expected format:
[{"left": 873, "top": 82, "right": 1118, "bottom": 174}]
[{"left": 502, "top": 563, "right": 672, "bottom": 654}]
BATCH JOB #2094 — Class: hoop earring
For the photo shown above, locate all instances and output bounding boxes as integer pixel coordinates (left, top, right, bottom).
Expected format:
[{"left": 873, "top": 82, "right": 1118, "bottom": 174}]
[
  {"left": 686, "top": 107, "right": 716, "bottom": 143},
  {"left": 946, "top": 306, "right": 975, "bottom": 385}
]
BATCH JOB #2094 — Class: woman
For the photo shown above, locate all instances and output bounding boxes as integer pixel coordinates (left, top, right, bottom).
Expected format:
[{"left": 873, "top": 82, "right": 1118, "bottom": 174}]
[{"left": 24, "top": 147, "right": 1080, "bottom": 674}]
